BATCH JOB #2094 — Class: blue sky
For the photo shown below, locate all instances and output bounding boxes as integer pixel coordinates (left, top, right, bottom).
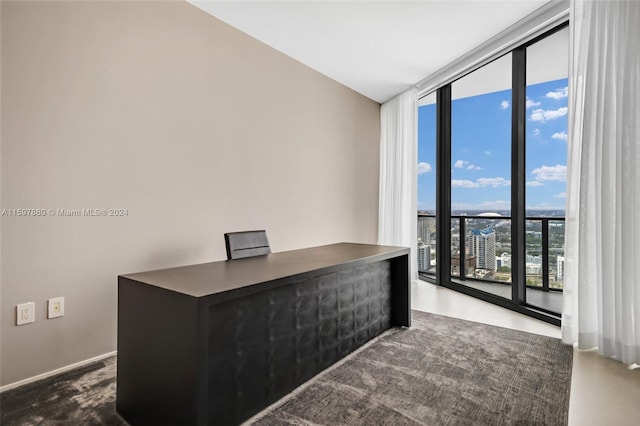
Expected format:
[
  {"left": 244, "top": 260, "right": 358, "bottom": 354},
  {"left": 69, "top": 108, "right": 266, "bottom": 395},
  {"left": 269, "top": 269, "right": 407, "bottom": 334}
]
[{"left": 418, "top": 78, "right": 568, "bottom": 212}]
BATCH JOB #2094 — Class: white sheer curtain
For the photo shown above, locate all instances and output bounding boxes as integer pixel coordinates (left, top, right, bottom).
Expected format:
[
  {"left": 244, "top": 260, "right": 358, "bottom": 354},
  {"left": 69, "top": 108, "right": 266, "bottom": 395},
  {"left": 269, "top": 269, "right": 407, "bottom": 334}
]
[
  {"left": 378, "top": 88, "right": 418, "bottom": 280},
  {"left": 562, "top": 0, "right": 640, "bottom": 366}
]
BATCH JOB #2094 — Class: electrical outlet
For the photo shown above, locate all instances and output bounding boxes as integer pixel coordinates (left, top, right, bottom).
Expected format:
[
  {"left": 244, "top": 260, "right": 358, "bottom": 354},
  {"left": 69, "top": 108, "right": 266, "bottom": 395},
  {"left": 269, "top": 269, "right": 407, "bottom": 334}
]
[
  {"left": 48, "top": 297, "right": 65, "bottom": 319},
  {"left": 16, "top": 302, "right": 35, "bottom": 325}
]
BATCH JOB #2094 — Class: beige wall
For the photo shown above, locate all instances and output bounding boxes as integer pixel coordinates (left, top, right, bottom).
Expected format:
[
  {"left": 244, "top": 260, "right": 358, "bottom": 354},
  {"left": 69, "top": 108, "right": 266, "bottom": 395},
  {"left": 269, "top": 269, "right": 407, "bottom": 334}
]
[{"left": 0, "top": 1, "right": 380, "bottom": 386}]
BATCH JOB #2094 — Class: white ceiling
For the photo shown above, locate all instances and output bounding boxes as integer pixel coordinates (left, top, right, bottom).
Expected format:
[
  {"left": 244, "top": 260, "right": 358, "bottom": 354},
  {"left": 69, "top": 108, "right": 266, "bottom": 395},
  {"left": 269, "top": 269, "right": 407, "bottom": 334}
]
[{"left": 188, "top": 0, "right": 551, "bottom": 104}]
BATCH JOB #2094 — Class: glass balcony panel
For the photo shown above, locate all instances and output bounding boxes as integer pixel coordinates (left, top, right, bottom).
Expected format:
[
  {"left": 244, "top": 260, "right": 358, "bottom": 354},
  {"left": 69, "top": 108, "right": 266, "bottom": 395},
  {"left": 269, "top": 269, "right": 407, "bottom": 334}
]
[
  {"left": 454, "top": 216, "right": 511, "bottom": 299},
  {"left": 450, "top": 218, "right": 460, "bottom": 278},
  {"left": 417, "top": 214, "right": 436, "bottom": 275},
  {"left": 525, "top": 219, "right": 543, "bottom": 288},
  {"left": 549, "top": 220, "right": 565, "bottom": 290}
]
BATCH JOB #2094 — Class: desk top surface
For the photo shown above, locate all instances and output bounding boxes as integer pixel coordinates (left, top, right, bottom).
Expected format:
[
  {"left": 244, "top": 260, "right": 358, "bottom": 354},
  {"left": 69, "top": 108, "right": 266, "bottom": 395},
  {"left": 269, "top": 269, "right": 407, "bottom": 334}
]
[{"left": 120, "top": 243, "right": 408, "bottom": 298}]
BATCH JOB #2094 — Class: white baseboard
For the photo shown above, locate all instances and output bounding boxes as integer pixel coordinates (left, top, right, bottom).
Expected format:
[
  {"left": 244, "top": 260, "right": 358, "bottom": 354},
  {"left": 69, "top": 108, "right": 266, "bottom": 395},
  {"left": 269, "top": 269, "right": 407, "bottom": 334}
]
[{"left": 0, "top": 351, "right": 117, "bottom": 393}]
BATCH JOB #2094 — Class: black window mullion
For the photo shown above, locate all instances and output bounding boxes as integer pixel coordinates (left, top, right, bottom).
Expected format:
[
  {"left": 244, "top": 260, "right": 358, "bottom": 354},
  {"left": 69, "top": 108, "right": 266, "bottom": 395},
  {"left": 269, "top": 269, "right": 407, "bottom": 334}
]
[
  {"left": 511, "top": 48, "right": 527, "bottom": 305},
  {"left": 436, "top": 85, "right": 452, "bottom": 286},
  {"left": 542, "top": 219, "right": 550, "bottom": 291}
]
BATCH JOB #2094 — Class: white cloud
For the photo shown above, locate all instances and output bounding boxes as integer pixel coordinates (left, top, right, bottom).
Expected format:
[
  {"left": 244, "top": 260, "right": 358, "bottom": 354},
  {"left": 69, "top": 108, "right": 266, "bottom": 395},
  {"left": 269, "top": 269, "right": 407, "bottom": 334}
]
[
  {"left": 530, "top": 107, "right": 568, "bottom": 122},
  {"left": 452, "top": 177, "right": 510, "bottom": 188},
  {"left": 484, "top": 150, "right": 491, "bottom": 155},
  {"left": 532, "top": 164, "right": 566, "bottom": 182},
  {"left": 452, "top": 179, "right": 479, "bottom": 188},
  {"left": 418, "top": 162, "right": 432, "bottom": 175},
  {"left": 554, "top": 192, "right": 567, "bottom": 199},
  {"left": 500, "top": 100, "right": 510, "bottom": 109},
  {"left": 552, "top": 131, "right": 568, "bottom": 141},
  {"left": 546, "top": 86, "right": 568, "bottom": 100},
  {"left": 526, "top": 181, "right": 544, "bottom": 187},
  {"left": 532, "top": 128, "right": 541, "bottom": 136},
  {"left": 526, "top": 97, "right": 541, "bottom": 108},
  {"left": 476, "top": 177, "right": 511, "bottom": 187},
  {"left": 455, "top": 159, "right": 481, "bottom": 170}
]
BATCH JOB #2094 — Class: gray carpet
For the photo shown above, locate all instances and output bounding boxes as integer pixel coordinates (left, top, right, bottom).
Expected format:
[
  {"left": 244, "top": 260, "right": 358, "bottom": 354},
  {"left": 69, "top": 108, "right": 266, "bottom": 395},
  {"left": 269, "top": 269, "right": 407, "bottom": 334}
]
[
  {"left": 248, "top": 311, "right": 573, "bottom": 425},
  {"left": 0, "top": 356, "right": 123, "bottom": 425},
  {"left": 0, "top": 311, "right": 572, "bottom": 425}
]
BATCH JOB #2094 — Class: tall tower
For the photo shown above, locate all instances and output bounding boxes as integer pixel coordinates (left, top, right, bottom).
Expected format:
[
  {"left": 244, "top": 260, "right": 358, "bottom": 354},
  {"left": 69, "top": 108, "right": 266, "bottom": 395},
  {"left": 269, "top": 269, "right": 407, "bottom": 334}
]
[
  {"left": 417, "top": 240, "right": 431, "bottom": 272},
  {"left": 469, "top": 227, "right": 496, "bottom": 270}
]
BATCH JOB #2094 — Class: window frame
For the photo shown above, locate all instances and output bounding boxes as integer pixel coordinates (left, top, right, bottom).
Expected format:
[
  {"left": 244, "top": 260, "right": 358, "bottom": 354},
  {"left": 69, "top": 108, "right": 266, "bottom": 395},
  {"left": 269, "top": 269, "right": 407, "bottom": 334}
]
[{"left": 421, "top": 22, "right": 569, "bottom": 326}]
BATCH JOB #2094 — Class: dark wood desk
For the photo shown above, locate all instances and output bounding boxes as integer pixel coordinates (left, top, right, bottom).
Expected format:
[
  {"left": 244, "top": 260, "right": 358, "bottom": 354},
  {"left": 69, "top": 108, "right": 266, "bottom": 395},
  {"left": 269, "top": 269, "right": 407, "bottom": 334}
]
[{"left": 116, "top": 243, "right": 410, "bottom": 425}]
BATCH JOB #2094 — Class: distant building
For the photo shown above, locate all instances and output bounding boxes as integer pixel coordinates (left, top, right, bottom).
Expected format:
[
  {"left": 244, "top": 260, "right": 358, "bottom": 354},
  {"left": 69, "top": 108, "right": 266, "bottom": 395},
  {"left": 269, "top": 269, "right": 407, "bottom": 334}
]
[
  {"left": 451, "top": 251, "right": 475, "bottom": 276},
  {"left": 469, "top": 227, "right": 496, "bottom": 271},
  {"left": 496, "top": 252, "right": 512, "bottom": 269},
  {"left": 557, "top": 256, "right": 565, "bottom": 281},
  {"left": 525, "top": 263, "right": 542, "bottom": 274},
  {"left": 477, "top": 212, "right": 502, "bottom": 217},
  {"left": 525, "top": 254, "right": 542, "bottom": 274},
  {"left": 417, "top": 240, "right": 431, "bottom": 272},
  {"left": 526, "top": 254, "right": 542, "bottom": 265},
  {"left": 417, "top": 215, "right": 434, "bottom": 246}
]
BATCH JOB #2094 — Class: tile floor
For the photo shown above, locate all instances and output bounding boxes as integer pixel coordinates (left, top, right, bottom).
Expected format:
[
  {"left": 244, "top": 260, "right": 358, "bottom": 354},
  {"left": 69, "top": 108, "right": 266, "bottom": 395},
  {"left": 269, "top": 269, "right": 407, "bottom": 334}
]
[{"left": 412, "top": 280, "right": 640, "bottom": 426}]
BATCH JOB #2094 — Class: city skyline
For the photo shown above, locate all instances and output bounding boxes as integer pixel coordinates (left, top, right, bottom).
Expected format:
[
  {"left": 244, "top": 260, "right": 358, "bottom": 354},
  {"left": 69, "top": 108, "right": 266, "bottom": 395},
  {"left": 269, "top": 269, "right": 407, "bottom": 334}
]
[{"left": 418, "top": 77, "right": 569, "bottom": 213}]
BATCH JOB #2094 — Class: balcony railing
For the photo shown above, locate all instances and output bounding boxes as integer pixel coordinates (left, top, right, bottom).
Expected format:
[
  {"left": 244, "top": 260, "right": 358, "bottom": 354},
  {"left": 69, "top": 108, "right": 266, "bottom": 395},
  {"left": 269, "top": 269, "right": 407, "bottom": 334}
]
[{"left": 417, "top": 214, "right": 565, "bottom": 292}]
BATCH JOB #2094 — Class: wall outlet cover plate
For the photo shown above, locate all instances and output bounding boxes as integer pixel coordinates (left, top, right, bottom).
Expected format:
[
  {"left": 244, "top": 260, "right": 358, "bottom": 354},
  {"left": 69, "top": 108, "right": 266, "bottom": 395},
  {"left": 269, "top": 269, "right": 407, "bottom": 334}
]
[
  {"left": 17, "top": 302, "right": 35, "bottom": 325},
  {"left": 48, "top": 297, "right": 65, "bottom": 319}
]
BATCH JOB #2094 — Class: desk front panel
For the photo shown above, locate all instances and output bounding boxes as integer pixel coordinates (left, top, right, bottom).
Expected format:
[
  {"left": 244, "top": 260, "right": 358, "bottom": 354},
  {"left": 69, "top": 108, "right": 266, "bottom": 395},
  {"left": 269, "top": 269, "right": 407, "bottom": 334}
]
[{"left": 206, "top": 260, "right": 392, "bottom": 425}]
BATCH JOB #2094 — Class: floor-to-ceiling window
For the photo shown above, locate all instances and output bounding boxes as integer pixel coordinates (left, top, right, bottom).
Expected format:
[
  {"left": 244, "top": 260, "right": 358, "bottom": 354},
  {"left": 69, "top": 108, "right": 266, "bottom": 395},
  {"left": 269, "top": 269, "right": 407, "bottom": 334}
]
[
  {"left": 417, "top": 23, "right": 568, "bottom": 325},
  {"left": 450, "top": 53, "right": 512, "bottom": 298},
  {"left": 524, "top": 26, "right": 568, "bottom": 315}
]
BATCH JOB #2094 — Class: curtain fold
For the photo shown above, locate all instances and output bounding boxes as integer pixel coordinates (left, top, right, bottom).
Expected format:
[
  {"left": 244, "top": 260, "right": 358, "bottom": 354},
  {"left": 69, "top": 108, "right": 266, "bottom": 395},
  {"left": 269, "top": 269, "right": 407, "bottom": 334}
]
[
  {"left": 562, "top": 0, "right": 640, "bottom": 366},
  {"left": 378, "top": 88, "right": 418, "bottom": 280}
]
